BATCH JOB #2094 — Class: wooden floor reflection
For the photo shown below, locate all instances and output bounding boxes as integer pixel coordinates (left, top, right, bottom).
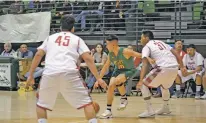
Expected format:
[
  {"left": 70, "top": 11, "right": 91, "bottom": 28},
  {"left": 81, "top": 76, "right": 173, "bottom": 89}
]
[{"left": 0, "top": 91, "right": 206, "bottom": 123}]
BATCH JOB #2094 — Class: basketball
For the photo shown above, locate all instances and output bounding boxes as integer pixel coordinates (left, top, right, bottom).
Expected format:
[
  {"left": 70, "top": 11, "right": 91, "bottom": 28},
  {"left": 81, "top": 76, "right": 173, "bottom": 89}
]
[{"left": 92, "top": 101, "right": 100, "bottom": 114}]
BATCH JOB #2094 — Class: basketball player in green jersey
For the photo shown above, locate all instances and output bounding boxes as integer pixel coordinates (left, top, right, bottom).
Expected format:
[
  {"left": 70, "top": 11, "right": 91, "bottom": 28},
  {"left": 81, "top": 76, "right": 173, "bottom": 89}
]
[{"left": 94, "top": 35, "right": 155, "bottom": 119}]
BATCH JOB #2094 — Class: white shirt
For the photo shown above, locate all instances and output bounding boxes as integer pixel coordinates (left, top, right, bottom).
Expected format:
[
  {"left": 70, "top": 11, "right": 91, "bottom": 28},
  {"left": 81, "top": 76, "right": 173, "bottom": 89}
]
[
  {"left": 183, "top": 52, "right": 204, "bottom": 70},
  {"left": 38, "top": 32, "right": 90, "bottom": 75},
  {"left": 142, "top": 40, "right": 178, "bottom": 68}
]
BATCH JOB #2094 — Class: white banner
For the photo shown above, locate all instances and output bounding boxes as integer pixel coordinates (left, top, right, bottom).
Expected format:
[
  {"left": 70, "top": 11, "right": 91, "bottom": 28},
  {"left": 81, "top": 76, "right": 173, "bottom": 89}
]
[
  {"left": 0, "top": 63, "right": 11, "bottom": 87},
  {"left": 0, "top": 12, "right": 51, "bottom": 43}
]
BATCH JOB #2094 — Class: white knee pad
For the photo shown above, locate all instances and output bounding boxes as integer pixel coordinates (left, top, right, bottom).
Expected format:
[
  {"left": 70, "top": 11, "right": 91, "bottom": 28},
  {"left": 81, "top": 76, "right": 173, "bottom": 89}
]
[{"left": 141, "top": 84, "right": 151, "bottom": 98}]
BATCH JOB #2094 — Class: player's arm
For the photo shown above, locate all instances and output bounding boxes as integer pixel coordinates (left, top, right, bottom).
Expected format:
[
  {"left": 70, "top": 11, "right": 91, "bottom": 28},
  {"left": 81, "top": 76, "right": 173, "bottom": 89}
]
[
  {"left": 81, "top": 52, "right": 100, "bottom": 80},
  {"left": 29, "top": 49, "right": 45, "bottom": 76},
  {"left": 171, "top": 49, "right": 184, "bottom": 68},
  {"left": 124, "top": 48, "right": 155, "bottom": 64},
  {"left": 99, "top": 56, "right": 111, "bottom": 78},
  {"left": 136, "top": 46, "right": 151, "bottom": 87},
  {"left": 124, "top": 48, "right": 142, "bottom": 58},
  {"left": 139, "top": 58, "right": 150, "bottom": 82},
  {"left": 171, "top": 49, "right": 187, "bottom": 75}
]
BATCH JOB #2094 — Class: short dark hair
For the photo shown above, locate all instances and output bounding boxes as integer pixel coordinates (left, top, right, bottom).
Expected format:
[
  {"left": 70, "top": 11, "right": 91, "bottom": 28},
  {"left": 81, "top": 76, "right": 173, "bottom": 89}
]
[
  {"left": 142, "top": 31, "right": 154, "bottom": 40},
  {"left": 175, "top": 39, "right": 184, "bottom": 43},
  {"left": 61, "top": 15, "right": 75, "bottom": 31},
  {"left": 105, "top": 34, "right": 118, "bottom": 42},
  {"left": 187, "top": 44, "right": 196, "bottom": 49}
]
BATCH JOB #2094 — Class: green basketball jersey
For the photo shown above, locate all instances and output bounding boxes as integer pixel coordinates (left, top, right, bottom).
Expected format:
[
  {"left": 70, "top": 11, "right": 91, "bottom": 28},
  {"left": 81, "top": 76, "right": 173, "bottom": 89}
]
[{"left": 109, "top": 47, "right": 134, "bottom": 70}]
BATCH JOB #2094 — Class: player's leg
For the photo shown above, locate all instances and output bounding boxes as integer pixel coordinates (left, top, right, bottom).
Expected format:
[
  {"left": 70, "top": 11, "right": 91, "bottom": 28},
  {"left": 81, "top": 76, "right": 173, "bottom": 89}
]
[
  {"left": 100, "top": 73, "right": 128, "bottom": 118},
  {"left": 155, "top": 86, "right": 171, "bottom": 115},
  {"left": 153, "top": 68, "right": 178, "bottom": 115},
  {"left": 194, "top": 74, "right": 202, "bottom": 99},
  {"left": 138, "top": 69, "right": 160, "bottom": 118},
  {"left": 201, "top": 72, "right": 206, "bottom": 99},
  {"left": 99, "top": 77, "right": 116, "bottom": 119},
  {"left": 36, "top": 75, "right": 59, "bottom": 123},
  {"left": 138, "top": 84, "right": 155, "bottom": 118},
  {"left": 60, "top": 73, "right": 97, "bottom": 123},
  {"left": 115, "top": 74, "right": 128, "bottom": 110}
]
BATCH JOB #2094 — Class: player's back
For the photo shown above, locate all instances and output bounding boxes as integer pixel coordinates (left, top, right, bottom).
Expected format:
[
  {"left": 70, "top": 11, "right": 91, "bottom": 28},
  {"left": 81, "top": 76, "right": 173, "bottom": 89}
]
[
  {"left": 43, "top": 32, "right": 81, "bottom": 75},
  {"left": 146, "top": 40, "right": 178, "bottom": 68}
]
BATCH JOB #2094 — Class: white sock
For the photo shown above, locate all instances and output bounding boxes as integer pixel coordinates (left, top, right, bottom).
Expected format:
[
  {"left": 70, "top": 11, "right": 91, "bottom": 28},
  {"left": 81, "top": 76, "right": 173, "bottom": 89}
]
[
  {"left": 163, "top": 100, "right": 169, "bottom": 107},
  {"left": 88, "top": 118, "right": 97, "bottom": 123},
  {"left": 176, "top": 84, "right": 181, "bottom": 91},
  {"left": 38, "top": 118, "right": 47, "bottom": 123},
  {"left": 196, "top": 85, "right": 201, "bottom": 92},
  {"left": 161, "top": 87, "right": 169, "bottom": 107},
  {"left": 145, "top": 99, "right": 153, "bottom": 112}
]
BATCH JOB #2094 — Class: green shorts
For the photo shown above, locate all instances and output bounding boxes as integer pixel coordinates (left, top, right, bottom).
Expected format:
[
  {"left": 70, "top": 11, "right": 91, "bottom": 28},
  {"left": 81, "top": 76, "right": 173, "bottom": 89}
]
[{"left": 111, "top": 68, "right": 136, "bottom": 80}]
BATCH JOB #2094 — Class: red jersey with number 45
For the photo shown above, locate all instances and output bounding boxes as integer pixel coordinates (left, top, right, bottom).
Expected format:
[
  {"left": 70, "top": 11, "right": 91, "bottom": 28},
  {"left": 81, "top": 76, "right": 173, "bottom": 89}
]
[
  {"left": 38, "top": 32, "right": 90, "bottom": 75},
  {"left": 142, "top": 40, "right": 178, "bottom": 68}
]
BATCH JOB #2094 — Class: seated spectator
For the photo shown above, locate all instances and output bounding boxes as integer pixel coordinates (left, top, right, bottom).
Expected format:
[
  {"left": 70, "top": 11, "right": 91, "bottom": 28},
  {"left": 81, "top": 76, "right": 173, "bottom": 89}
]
[
  {"left": 201, "top": 58, "right": 206, "bottom": 99},
  {"left": 16, "top": 44, "right": 33, "bottom": 59},
  {"left": 173, "top": 44, "right": 204, "bottom": 99},
  {"left": 85, "top": 43, "right": 107, "bottom": 92},
  {"left": 16, "top": 44, "right": 43, "bottom": 82},
  {"left": 1, "top": 43, "right": 16, "bottom": 57},
  {"left": 154, "top": 40, "right": 186, "bottom": 98}
]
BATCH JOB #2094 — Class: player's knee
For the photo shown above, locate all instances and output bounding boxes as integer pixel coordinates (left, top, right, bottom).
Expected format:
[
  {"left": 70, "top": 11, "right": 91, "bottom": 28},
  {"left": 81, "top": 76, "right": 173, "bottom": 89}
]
[{"left": 108, "top": 83, "right": 116, "bottom": 90}]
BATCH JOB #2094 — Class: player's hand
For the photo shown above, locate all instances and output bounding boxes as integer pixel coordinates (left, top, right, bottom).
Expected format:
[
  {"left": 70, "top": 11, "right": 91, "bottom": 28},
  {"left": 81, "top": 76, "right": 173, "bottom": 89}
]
[
  {"left": 136, "top": 80, "right": 143, "bottom": 89},
  {"left": 26, "top": 76, "right": 35, "bottom": 89},
  {"left": 97, "top": 79, "right": 107, "bottom": 89},
  {"left": 180, "top": 67, "right": 187, "bottom": 77},
  {"left": 94, "top": 81, "right": 99, "bottom": 89}
]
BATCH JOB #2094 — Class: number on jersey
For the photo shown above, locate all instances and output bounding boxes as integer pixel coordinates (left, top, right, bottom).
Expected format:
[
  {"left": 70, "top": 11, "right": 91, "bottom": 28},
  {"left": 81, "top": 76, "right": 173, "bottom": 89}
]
[
  {"left": 154, "top": 42, "right": 166, "bottom": 50},
  {"left": 55, "top": 36, "right": 70, "bottom": 46}
]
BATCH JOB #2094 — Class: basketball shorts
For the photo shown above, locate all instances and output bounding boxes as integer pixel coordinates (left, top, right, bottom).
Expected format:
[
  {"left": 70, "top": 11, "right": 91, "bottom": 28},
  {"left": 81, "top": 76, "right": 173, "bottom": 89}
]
[
  {"left": 143, "top": 67, "right": 178, "bottom": 89},
  {"left": 111, "top": 68, "right": 137, "bottom": 80},
  {"left": 36, "top": 72, "right": 92, "bottom": 111},
  {"left": 178, "top": 70, "right": 204, "bottom": 83}
]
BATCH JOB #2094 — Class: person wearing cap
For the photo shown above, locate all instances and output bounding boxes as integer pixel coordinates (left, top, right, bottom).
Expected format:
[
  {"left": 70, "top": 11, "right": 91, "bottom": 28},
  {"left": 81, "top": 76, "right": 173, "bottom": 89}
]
[{"left": 172, "top": 44, "right": 204, "bottom": 99}]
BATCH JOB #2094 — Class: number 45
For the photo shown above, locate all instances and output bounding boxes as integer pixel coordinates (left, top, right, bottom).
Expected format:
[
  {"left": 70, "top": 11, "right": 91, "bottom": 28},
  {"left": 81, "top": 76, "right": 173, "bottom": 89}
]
[{"left": 55, "top": 36, "right": 70, "bottom": 46}]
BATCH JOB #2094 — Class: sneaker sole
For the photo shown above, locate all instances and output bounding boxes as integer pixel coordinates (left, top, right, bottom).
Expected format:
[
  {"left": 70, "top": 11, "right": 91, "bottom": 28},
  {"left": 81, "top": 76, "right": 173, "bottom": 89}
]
[
  {"left": 138, "top": 114, "right": 155, "bottom": 118},
  {"left": 98, "top": 115, "right": 113, "bottom": 119},
  {"left": 156, "top": 111, "right": 171, "bottom": 115}
]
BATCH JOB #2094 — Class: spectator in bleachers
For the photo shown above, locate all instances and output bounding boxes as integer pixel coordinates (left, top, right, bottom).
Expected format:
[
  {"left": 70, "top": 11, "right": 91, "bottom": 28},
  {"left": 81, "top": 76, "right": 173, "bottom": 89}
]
[
  {"left": 16, "top": 44, "right": 33, "bottom": 59},
  {"left": 1, "top": 43, "right": 16, "bottom": 57},
  {"left": 173, "top": 44, "right": 204, "bottom": 99},
  {"left": 154, "top": 40, "right": 186, "bottom": 98},
  {"left": 85, "top": 43, "right": 107, "bottom": 92},
  {"left": 201, "top": 58, "right": 206, "bottom": 99},
  {"left": 8, "top": 0, "right": 24, "bottom": 14},
  {"left": 74, "top": 1, "right": 104, "bottom": 32}
]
